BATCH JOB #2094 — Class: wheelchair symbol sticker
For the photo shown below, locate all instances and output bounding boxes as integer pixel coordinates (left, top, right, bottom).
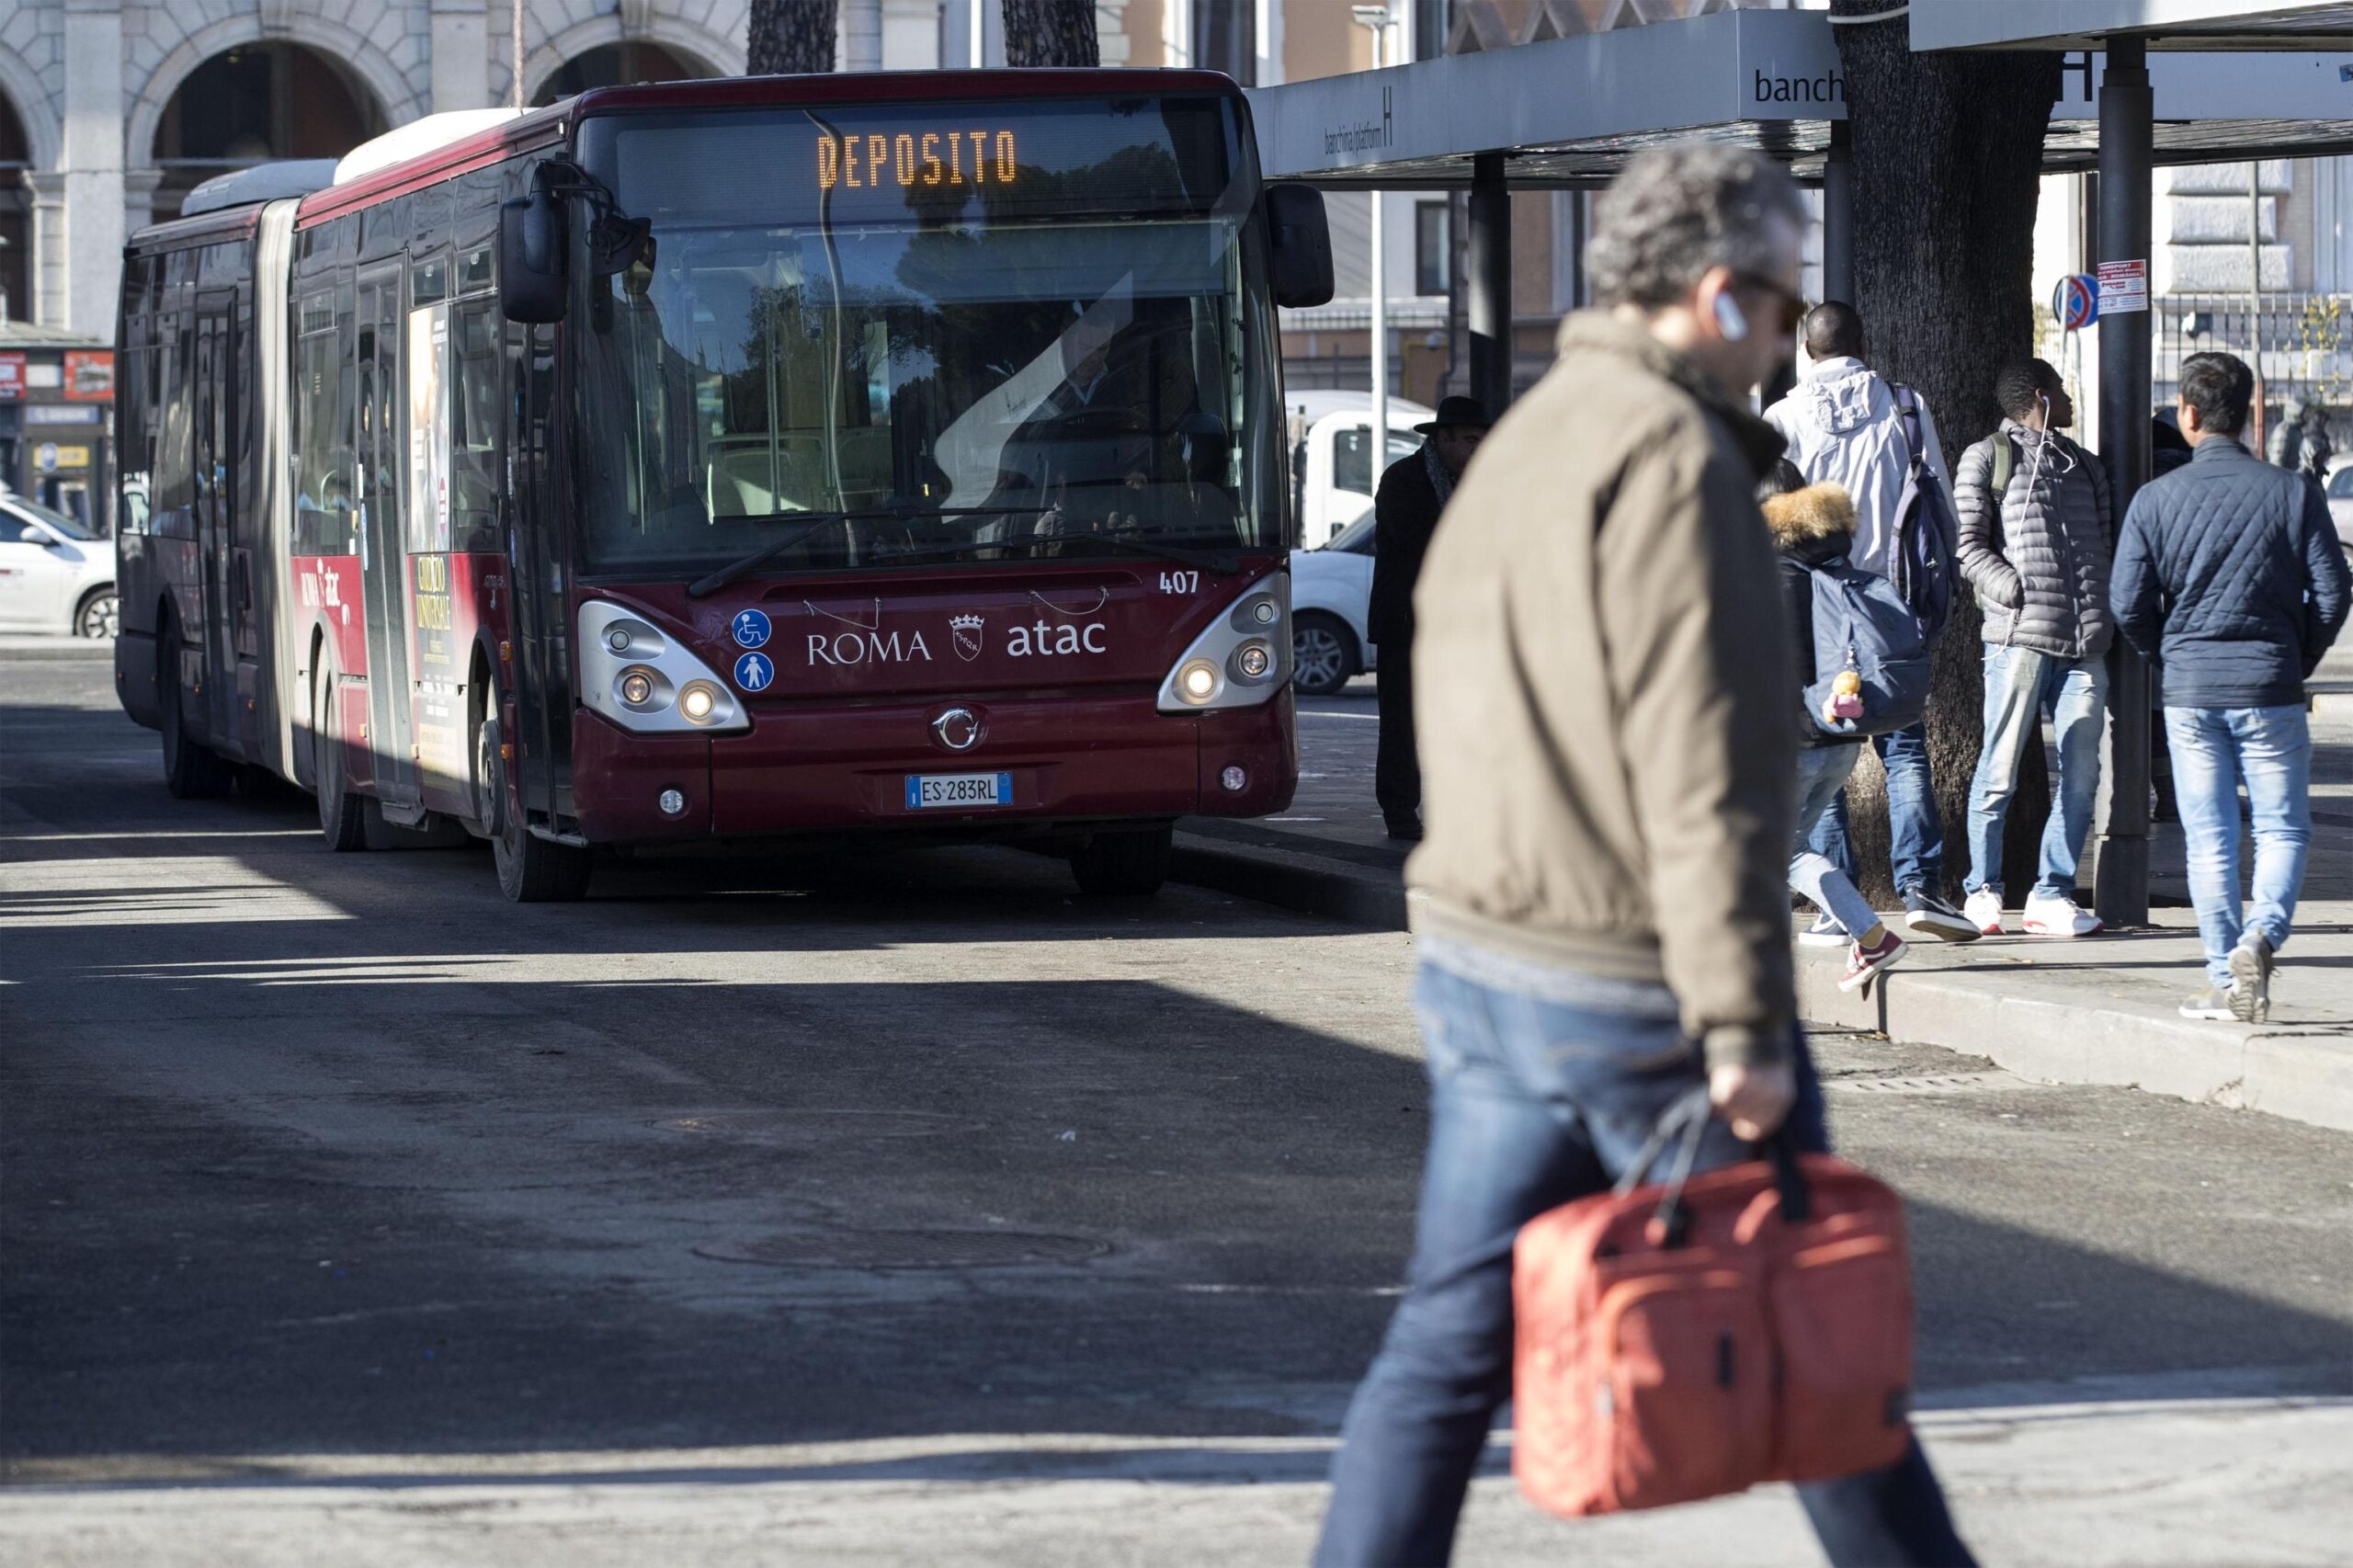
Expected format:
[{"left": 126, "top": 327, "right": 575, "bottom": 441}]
[
  {"left": 733, "top": 652, "right": 774, "bottom": 692},
  {"left": 732, "top": 608, "right": 771, "bottom": 648}
]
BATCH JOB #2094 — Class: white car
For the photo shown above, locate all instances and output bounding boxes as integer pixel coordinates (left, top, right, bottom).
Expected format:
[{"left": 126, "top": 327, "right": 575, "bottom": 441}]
[
  {"left": 2325, "top": 466, "right": 2353, "bottom": 550},
  {"left": 1289, "top": 510, "right": 1380, "bottom": 697},
  {"left": 0, "top": 493, "right": 116, "bottom": 638}
]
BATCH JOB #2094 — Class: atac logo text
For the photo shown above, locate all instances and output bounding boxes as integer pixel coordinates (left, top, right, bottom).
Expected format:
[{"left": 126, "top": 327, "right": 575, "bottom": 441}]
[{"left": 1006, "top": 619, "right": 1107, "bottom": 657}]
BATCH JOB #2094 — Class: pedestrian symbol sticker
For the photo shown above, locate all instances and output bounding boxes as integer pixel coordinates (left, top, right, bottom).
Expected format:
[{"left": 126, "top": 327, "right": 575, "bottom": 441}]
[
  {"left": 732, "top": 608, "right": 771, "bottom": 649},
  {"left": 733, "top": 652, "right": 774, "bottom": 692}
]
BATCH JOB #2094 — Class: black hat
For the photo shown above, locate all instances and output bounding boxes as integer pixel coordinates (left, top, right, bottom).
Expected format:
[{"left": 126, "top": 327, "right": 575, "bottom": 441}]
[{"left": 1415, "top": 396, "right": 1492, "bottom": 435}]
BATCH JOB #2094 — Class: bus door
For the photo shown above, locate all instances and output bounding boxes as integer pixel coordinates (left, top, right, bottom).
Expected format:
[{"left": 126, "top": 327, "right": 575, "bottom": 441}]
[
  {"left": 193, "top": 292, "right": 238, "bottom": 752},
  {"left": 356, "top": 265, "right": 417, "bottom": 810},
  {"left": 506, "top": 321, "right": 574, "bottom": 826}
]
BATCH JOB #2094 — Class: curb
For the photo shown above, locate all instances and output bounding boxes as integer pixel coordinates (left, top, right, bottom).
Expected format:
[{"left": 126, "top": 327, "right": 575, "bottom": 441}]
[
  {"left": 1170, "top": 827, "right": 2353, "bottom": 1136},
  {"left": 1795, "top": 943, "right": 2353, "bottom": 1135},
  {"left": 1169, "top": 829, "right": 1408, "bottom": 929}
]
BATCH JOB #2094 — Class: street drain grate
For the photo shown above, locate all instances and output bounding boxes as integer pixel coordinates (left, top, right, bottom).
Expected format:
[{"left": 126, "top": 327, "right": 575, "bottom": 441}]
[
  {"left": 1830, "top": 1072, "right": 2016, "bottom": 1096},
  {"left": 693, "top": 1228, "right": 1112, "bottom": 1270}
]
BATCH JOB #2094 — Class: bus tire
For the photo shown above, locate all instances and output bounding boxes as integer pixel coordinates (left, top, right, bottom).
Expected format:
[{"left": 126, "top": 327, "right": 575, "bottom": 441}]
[
  {"left": 313, "top": 662, "right": 366, "bottom": 852},
  {"left": 480, "top": 704, "right": 592, "bottom": 903},
  {"left": 159, "top": 616, "right": 233, "bottom": 800},
  {"left": 1070, "top": 824, "right": 1173, "bottom": 896}
]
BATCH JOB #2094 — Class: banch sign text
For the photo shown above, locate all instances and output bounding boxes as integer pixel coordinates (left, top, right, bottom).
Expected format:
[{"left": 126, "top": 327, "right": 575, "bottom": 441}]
[
  {"left": 1754, "top": 68, "right": 1844, "bottom": 105},
  {"left": 1323, "top": 84, "right": 1394, "bottom": 158}
]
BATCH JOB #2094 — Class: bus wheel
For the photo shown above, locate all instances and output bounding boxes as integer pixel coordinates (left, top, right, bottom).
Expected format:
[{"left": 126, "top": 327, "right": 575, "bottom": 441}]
[
  {"left": 480, "top": 705, "right": 592, "bottom": 903},
  {"left": 159, "top": 619, "right": 232, "bottom": 800},
  {"left": 1070, "top": 824, "right": 1173, "bottom": 896},
  {"left": 313, "top": 662, "right": 366, "bottom": 852}
]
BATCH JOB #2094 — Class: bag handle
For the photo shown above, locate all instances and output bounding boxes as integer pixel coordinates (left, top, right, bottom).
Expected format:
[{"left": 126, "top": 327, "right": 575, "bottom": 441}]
[
  {"left": 1891, "top": 383, "right": 1925, "bottom": 472},
  {"left": 1614, "top": 1086, "right": 1815, "bottom": 1244}
]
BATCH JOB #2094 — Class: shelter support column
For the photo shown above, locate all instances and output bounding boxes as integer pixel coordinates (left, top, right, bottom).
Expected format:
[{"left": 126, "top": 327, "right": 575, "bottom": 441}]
[
  {"left": 1822, "top": 119, "right": 1854, "bottom": 306},
  {"left": 1468, "top": 152, "right": 1512, "bottom": 418},
  {"left": 2095, "top": 35, "right": 2153, "bottom": 929}
]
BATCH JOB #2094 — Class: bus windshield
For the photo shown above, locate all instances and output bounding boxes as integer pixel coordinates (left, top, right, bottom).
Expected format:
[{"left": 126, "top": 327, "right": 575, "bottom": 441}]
[{"left": 570, "top": 96, "right": 1283, "bottom": 577}]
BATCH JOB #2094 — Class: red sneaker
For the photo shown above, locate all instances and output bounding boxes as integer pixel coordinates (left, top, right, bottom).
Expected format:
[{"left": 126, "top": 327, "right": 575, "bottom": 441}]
[{"left": 1839, "top": 928, "right": 1908, "bottom": 994}]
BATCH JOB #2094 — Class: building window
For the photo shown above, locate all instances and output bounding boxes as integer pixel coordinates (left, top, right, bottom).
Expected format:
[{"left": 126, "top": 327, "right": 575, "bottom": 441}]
[
  {"left": 1415, "top": 201, "right": 1450, "bottom": 297},
  {"left": 1195, "top": 0, "right": 1256, "bottom": 86}
]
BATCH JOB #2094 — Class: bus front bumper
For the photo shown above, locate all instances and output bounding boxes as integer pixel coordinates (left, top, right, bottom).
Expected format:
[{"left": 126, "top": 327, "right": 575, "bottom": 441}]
[{"left": 568, "top": 688, "right": 1296, "bottom": 846}]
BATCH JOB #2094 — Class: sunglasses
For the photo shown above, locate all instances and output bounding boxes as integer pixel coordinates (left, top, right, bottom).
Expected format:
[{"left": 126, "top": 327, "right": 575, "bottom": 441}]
[{"left": 1732, "top": 271, "right": 1811, "bottom": 335}]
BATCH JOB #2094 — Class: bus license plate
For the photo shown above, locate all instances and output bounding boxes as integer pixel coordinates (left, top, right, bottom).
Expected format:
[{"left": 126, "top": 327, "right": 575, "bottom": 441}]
[{"left": 905, "top": 772, "right": 1013, "bottom": 810}]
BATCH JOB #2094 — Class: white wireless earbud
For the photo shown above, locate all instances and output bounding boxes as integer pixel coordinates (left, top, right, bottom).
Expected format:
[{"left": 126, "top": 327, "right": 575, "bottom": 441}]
[{"left": 1713, "top": 291, "right": 1750, "bottom": 342}]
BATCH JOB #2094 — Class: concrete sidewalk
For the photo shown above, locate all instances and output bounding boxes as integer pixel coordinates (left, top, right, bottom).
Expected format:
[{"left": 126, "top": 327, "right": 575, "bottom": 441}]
[{"left": 1176, "top": 675, "right": 2353, "bottom": 1134}]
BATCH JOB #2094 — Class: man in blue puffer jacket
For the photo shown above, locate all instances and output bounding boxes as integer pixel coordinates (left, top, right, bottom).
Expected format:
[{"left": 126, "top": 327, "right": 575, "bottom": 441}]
[{"left": 2113, "top": 351, "right": 2352, "bottom": 1024}]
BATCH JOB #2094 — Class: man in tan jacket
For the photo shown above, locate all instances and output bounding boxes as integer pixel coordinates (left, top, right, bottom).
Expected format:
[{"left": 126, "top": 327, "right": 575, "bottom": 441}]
[{"left": 1315, "top": 145, "right": 1974, "bottom": 1567}]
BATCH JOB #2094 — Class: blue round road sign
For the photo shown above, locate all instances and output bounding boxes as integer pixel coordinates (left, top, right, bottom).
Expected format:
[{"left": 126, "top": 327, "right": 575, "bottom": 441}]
[
  {"left": 733, "top": 652, "right": 774, "bottom": 692},
  {"left": 2054, "top": 273, "right": 2099, "bottom": 332},
  {"left": 731, "top": 608, "right": 771, "bottom": 648}
]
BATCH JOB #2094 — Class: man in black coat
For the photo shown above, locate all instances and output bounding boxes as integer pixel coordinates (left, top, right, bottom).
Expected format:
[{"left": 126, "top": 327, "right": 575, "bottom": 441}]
[{"left": 1369, "top": 395, "right": 1490, "bottom": 839}]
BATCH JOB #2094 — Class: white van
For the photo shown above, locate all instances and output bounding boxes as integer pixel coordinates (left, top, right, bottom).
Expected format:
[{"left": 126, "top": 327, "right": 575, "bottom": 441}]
[{"left": 1287, "top": 391, "right": 1433, "bottom": 547}]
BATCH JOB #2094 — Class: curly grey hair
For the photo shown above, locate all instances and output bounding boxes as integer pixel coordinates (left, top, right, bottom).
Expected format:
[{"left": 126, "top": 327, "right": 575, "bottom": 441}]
[{"left": 1586, "top": 144, "right": 1807, "bottom": 310}]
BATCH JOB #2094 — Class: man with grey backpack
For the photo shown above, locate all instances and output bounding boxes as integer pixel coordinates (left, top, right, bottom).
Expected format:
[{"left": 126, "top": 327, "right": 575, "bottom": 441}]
[{"left": 1952, "top": 359, "right": 2114, "bottom": 938}]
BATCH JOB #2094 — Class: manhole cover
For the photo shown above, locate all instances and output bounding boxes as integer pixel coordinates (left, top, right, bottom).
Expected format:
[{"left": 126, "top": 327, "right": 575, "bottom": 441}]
[
  {"left": 1830, "top": 1072, "right": 2014, "bottom": 1096},
  {"left": 694, "top": 1228, "right": 1111, "bottom": 1270}
]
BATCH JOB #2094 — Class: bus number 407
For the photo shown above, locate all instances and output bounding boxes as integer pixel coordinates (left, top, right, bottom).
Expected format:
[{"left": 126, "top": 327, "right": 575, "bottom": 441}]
[{"left": 1158, "top": 571, "right": 1199, "bottom": 595}]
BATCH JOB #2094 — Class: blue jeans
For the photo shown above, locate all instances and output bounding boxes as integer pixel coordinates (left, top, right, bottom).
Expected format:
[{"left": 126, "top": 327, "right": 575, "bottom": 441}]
[
  {"left": 1813, "top": 722, "right": 1945, "bottom": 894},
  {"left": 2164, "top": 705, "right": 2313, "bottom": 987},
  {"left": 1314, "top": 951, "right": 1974, "bottom": 1568},
  {"left": 1963, "top": 644, "right": 2108, "bottom": 901},
  {"left": 1793, "top": 744, "right": 1881, "bottom": 939}
]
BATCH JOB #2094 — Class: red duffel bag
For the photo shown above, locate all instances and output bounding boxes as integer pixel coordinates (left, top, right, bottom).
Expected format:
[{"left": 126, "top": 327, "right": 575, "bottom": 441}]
[{"left": 1512, "top": 1087, "right": 1915, "bottom": 1518}]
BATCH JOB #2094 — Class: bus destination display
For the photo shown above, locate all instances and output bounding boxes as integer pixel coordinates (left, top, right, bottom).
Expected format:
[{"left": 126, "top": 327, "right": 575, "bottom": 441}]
[{"left": 817, "top": 129, "right": 1018, "bottom": 192}]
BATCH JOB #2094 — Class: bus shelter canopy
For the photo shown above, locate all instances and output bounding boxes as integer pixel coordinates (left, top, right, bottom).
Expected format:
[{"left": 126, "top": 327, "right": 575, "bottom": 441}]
[
  {"left": 1910, "top": 0, "right": 2353, "bottom": 53},
  {"left": 1245, "top": 7, "right": 2353, "bottom": 188}
]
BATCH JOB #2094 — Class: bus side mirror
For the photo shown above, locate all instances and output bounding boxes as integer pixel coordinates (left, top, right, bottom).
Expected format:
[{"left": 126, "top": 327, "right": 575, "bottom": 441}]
[
  {"left": 499, "top": 190, "right": 567, "bottom": 324},
  {"left": 1265, "top": 184, "right": 1334, "bottom": 310}
]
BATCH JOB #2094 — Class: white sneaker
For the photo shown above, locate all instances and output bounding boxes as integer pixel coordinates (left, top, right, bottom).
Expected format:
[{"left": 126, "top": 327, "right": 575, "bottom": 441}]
[
  {"left": 1962, "top": 888, "right": 2006, "bottom": 937},
  {"left": 1799, "top": 914, "right": 1849, "bottom": 947},
  {"left": 2022, "top": 892, "right": 2103, "bottom": 938}
]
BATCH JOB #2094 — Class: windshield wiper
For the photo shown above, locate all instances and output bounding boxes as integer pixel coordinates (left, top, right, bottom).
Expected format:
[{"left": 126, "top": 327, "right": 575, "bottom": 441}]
[
  {"left": 876, "top": 530, "right": 1241, "bottom": 576},
  {"left": 685, "top": 509, "right": 914, "bottom": 598}
]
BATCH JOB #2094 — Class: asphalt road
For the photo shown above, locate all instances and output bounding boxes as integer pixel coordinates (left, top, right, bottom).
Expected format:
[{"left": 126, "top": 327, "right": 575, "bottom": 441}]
[{"left": 5, "top": 643, "right": 2351, "bottom": 1565}]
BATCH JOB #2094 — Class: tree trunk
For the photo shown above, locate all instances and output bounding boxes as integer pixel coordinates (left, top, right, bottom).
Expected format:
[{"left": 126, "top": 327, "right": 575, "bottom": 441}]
[
  {"left": 1004, "top": 0, "right": 1100, "bottom": 66},
  {"left": 1829, "top": 0, "right": 2063, "bottom": 905},
  {"left": 747, "top": 0, "right": 837, "bottom": 74}
]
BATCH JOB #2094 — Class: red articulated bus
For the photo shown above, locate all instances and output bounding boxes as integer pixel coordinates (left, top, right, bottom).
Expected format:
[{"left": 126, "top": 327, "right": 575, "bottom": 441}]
[{"left": 113, "top": 72, "right": 1333, "bottom": 900}]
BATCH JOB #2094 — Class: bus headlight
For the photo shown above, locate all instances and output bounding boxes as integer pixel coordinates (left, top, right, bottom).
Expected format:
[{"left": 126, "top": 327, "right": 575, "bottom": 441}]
[
  {"left": 1156, "top": 574, "right": 1292, "bottom": 713},
  {"left": 578, "top": 601, "right": 748, "bottom": 734},
  {"left": 1176, "top": 659, "right": 1222, "bottom": 705}
]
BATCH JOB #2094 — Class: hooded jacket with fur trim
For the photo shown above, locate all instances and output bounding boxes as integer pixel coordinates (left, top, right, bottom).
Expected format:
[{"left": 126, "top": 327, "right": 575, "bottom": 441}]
[{"left": 1763, "top": 483, "right": 1870, "bottom": 750}]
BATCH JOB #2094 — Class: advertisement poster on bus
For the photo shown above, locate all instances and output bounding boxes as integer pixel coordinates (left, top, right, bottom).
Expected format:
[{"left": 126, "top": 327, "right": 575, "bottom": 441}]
[{"left": 405, "top": 302, "right": 467, "bottom": 800}]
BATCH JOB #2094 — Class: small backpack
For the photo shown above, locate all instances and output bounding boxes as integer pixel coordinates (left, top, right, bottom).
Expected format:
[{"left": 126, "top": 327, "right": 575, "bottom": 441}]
[
  {"left": 1804, "top": 553, "right": 1933, "bottom": 740},
  {"left": 1888, "top": 386, "right": 1959, "bottom": 642}
]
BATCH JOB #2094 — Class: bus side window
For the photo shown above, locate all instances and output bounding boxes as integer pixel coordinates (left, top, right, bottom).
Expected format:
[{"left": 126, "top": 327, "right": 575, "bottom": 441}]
[
  {"left": 293, "top": 290, "right": 354, "bottom": 556},
  {"left": 449, "top": 295, "right": 502, "bottom": 553},
  {"left": 154, "top": 311, "right": 194, "bottom": 538}
]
